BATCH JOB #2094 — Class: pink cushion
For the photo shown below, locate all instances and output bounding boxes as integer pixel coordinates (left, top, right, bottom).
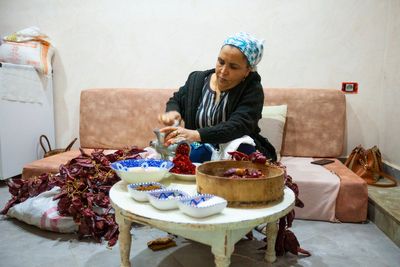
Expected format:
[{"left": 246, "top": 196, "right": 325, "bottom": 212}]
[
  {"left": 265, "top": 89, "right": 345, "bottom": 157},
  {"left": 22, "top": 149, "right": 116, "bottom": 179},
  {"left": 79, "top": 89, "right": 174, "bottom": 149},
  {"left": 22, "top": 150, "right": 82, "bottom": 179}
]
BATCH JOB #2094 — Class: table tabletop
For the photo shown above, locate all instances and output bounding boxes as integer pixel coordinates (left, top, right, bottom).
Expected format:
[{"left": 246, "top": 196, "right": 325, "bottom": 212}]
[{"left": 110, "top": 178, "right": 295, "bottom": 229}]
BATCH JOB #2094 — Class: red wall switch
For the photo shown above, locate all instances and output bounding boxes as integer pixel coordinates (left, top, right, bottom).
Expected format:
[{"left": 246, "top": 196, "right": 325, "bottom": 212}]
[{"left": 342, "top": 82, "right": 358, "bottom": 93}]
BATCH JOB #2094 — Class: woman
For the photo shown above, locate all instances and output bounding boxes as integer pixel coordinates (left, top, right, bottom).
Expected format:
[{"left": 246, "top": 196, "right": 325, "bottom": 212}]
[{"left": 159, "top": 32, "right": 277, "bottom": 162}]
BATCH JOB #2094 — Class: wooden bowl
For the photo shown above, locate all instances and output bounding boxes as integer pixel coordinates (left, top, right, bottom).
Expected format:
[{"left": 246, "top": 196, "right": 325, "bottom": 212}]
[{"left": 196, "top": 160, "right": 284, "bottom": 207}]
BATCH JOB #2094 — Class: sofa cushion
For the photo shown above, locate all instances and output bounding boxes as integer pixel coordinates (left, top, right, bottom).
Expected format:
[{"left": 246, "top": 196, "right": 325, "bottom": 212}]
[
  {"left": 22, "top": 150, "right": 82, "bottom": 179},
  {"left": 281, "top": 156, "right": 340, "bottom": 222},
  {"left": 259, "top": 105, "right": 287, "bottom": 161},
  {"left": 264, "top": 89, "right": 345, "bottom": 157},
  {"left": 79, "top": 89, "right": 174, "bottom": 149}
]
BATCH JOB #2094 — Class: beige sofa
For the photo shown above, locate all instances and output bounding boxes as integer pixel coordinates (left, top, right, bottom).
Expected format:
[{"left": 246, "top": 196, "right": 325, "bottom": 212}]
[{"left": 23, "top": 88, "right": 368, "bottom": 222}]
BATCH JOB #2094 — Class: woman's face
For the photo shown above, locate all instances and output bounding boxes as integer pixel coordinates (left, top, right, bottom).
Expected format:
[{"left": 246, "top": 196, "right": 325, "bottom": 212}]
[{"left": 215, "top": 45, "right": 250, "bottom": 91}]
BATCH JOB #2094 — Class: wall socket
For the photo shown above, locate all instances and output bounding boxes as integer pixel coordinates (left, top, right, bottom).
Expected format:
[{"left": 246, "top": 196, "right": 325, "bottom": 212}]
[{"left": 341, "top": 82, "right": 358, "bottom": 93}]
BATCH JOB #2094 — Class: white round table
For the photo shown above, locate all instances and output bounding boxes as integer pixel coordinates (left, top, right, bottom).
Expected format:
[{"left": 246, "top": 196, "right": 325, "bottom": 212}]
[{"left": 110, "top": 179, "right": 295, "bottom": 267}]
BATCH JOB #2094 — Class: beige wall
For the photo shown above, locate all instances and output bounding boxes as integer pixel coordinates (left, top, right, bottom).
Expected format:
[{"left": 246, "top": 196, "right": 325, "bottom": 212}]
[{"left": 1, "top": 0, "right": 399, "bottom": 167}]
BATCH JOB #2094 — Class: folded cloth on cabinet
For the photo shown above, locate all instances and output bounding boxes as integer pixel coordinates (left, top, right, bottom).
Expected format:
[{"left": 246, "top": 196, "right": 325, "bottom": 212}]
[
  {"left": 0, "top": 62, "right": 45, "bottom": 104},
  {"left": 2, "top": 26, "right": 50, "bottom": 44},
  {"left": 281, "top": 157, "right": 340, "bottom": 222},
  {"left": 0, "top": 26, "right": 54, "bottom": 75}
]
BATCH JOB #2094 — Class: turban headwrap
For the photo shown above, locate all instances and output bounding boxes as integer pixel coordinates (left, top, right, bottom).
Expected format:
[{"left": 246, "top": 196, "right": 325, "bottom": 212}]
[{"left": 223, "top": 32, "right": 264, "bottom": 71}]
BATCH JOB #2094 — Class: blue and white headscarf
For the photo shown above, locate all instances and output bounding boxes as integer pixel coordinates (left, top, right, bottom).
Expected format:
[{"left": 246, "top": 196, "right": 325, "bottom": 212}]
[{"left": 222, "top": 32, "right": 264, "bottom": 71}]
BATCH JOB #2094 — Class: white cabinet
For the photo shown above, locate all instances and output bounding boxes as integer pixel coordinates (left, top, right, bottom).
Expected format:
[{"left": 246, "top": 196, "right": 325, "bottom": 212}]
[{"left": 0, "top": 63, "right": 55, "bottom": 179}]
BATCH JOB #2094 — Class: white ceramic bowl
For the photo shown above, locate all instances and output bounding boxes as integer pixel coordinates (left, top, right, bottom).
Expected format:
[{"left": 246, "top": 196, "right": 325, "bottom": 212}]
[
  {"left": 127, "top": 182, "right": 166, "bottom": 202},
  {"left": 110, "top": 159, "right": 173, "bottom": 184},
  {"left": 170, "top": 162, "right": 201, "bottom": 181},
  {"left": 171, "top": 173, "right": 196, "bottom": 181},
  {"left": 148, "top": 189, "right": 189, "bottom": 210},
  {"left": 178, "top": 194, "right": 227, "bottom": 218}
]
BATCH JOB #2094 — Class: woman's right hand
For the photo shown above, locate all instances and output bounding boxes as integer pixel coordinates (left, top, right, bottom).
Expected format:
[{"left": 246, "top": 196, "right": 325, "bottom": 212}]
[
  {"left": 160, "top": 126, "right": 201, "bottom": 146},
  {"left": 158, "top": 111, "right": 181, "bottom": 126}
]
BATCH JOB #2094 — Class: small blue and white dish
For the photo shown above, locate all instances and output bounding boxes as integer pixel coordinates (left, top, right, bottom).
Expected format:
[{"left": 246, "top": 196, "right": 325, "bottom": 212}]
[
  {"left": 110, "top": 158, "right": 173, "bottom": 184},
  {"left": 178, "top": 194, "right": 227, "bottom": 218},
  {"left": 148, "top": 189, "right": 189, "bottom": 210},
  {"left": 127, "top": 182, "right": 166, "bottom": 202}
]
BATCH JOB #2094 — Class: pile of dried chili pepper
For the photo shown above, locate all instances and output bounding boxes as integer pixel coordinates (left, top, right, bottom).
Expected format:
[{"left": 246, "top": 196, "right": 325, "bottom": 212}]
[
  {"left": 223, "top": 167, "right": 263, "bottom": 178},
  {"left": 1, "top": 146, "right": 145, "bottom": 247},
  {"left": 175, "top": 142, "right": 190, "bottom": 156},
  {"left": 170, "top": 143, "right": 196, "bottom": 175},
  {"left": 228, "top": 151, "right": 311, "bottom": 257}
]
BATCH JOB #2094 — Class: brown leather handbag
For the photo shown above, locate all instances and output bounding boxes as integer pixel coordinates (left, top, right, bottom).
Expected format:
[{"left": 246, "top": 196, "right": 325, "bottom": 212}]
[
  {"left": 39, "top": 135, "right": 77, "bottom": 158},
  {"left": 345, "top": 145, "right": 397, "bottom": 187}
]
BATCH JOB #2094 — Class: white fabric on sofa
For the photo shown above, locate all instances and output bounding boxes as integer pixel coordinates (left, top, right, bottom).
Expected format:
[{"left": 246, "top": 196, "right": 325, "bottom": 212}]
[{"left": 281, "top": 156, "right": 340, "bottom": 222}]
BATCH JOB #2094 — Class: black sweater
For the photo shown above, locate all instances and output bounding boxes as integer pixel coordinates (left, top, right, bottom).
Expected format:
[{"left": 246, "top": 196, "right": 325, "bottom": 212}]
[{"left": 166, "top": 69, "right": 277, "bottom": 161}]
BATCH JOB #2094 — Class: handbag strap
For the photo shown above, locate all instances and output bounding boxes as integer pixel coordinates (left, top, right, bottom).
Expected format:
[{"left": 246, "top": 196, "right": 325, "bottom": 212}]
[
  {"left": 370, "top": 170, "right": 398, "bottom": 188},
  {"left": 368, "top": 146, "right": 397, "bottom": 187},
  {"left": 39, "top": 135, "right": 52, "bottom": 154}
]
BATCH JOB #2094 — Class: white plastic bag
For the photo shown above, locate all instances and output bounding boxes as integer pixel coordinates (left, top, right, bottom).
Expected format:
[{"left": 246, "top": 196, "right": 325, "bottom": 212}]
[{"left": 7, "top": 187, "right": 78, "bottom": 233}]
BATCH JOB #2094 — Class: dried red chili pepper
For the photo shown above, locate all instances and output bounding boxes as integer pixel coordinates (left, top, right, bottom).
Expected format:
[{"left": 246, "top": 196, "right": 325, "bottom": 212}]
[
  {"left": 228, "top": 151, "right": 269, "bottom": 164},
  {"left": 170, "top": 143, "right": 196, "bottom": 175},
  {"left": 170, "top": 154, "right": 196, "bottom": 174},
  {"left": 175, "top": 142, "right": 190, "bottom": 156},
  {"left": 1, "top": 146, "right": 144, "bottom": 247},
  {"left": 249, "top": 151, "right": 268, "bottom": 164},
  {"left": 228, "top": 151, "right": 250, "bottom": 161},
  {"left": 1, "top": 173, "right": 54, "bottom": 215},
  {"left": 223, "top": 168, "right": 263, "bottom": 178}
]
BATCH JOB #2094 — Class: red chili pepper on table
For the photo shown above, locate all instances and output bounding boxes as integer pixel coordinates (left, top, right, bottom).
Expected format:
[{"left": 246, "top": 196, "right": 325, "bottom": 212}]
[
  {"left": 223, "top": 168, "right": 263, "bottom": 178},
  {"left": 170, "top": 143, "right": 196, "bottom": 175},
  {"left": 175, "top": 142, "right": 190, "bottom": 156}
]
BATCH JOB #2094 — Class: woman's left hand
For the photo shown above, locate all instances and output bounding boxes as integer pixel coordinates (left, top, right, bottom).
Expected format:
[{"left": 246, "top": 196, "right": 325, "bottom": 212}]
[{"left": 160, "top": 126, "right": 201, "bottom": 146}]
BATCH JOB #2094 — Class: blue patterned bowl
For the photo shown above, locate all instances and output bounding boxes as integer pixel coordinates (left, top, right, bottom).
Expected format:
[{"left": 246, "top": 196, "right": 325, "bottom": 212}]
[
  {"left": 110, "top": 159, "right": 173, "bottom": 184},
  {"left": 148, "top": 189, "right": 189, "bottom": 210},
  {"left": 127, "top": 182, "right": 166, "bottom": 202},
  {"left": 178, "top": 194, "right": 227, "bottom": 218}
]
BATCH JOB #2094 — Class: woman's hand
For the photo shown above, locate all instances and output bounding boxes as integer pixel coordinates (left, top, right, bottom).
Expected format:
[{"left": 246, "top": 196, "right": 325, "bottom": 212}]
[
  {"left": 158, "top": 111, "right": 181, "bottom": 126},
  {"left": 160, "top": 126, "right": 201, "bottom": 146}
]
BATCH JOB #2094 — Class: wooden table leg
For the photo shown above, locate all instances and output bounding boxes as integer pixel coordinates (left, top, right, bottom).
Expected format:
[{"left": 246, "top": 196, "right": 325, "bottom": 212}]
[
  {"left": 214, "top": 254, "right": 231, "bottom": 267},
  {"left": 115, "top": 210, "right": 132, "bottom": 267},
  {"left": 265, "top": 220, "right": 278, "bottom": 263},
  {"left": 210, "top": 231, "right": 235, "bottom": 267}
]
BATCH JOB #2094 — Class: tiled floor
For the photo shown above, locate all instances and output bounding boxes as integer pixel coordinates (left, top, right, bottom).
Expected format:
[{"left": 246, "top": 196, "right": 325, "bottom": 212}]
[{"left": 1, "top": 182, "right": 400, "bottom": 267}]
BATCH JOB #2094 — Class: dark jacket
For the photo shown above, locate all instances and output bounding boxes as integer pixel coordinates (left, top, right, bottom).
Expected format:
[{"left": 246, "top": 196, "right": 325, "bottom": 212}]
[{"left": 166, "top": 69, "right": 277, "bottom": 161}]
